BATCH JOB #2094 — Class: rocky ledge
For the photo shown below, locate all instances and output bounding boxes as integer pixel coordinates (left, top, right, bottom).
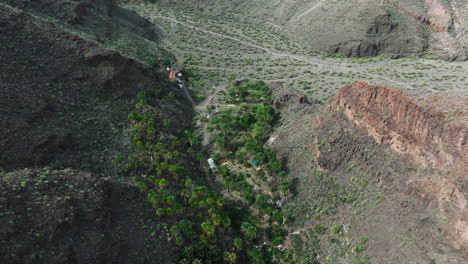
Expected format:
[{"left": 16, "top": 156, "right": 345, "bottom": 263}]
[{"left": 331, "top": 81, "right": 468, "bottom": 171}]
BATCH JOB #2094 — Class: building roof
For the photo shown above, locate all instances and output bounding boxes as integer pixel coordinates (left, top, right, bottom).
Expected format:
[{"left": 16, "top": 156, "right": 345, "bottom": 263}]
[
  {"left": 169, "top": 70, "right": 176, "bottom": 80},
  {"left": 207, "top": 158, "right": 217, "bottom": 168}
]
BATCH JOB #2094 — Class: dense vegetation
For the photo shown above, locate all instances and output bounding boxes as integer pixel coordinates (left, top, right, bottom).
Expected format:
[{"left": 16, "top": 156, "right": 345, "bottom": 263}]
[
  {"left": 126, "top": 2, "right": 468, "bottom": 107},
  {"left": 117, "top": 80, "right": 294, "bottom": 263},
  {"left": 208, "top": 80, "right": 292, "bottom": 196},
  {"left": 206, "top": 80, "right": 295, "bottom": 261}
]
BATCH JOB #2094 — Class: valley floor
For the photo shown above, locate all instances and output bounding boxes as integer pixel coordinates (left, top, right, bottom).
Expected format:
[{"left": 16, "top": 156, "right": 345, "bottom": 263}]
[
  {"left": 2, "top": 0, "right": 465, "bottom": 263},
  {"left": 126, "top": 3, "right": 468, "bottom": 105},
  {"left": 123, "top": 2, "right": 468, "bottom": 264}
]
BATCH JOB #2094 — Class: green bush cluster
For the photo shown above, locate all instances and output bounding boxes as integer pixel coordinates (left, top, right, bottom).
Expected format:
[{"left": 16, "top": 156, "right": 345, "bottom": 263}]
[
  {"left": 119, "top": 85, "right": 292, "bottom": 263},
  {"left": 120, "top": 88, "right": 241, "bottom": 263},
  {"left": 209, "top": 80, "right": 292, "bottom": 193},
  {"left": 206, "top": 79, "right": 295, "bottom": 263}
]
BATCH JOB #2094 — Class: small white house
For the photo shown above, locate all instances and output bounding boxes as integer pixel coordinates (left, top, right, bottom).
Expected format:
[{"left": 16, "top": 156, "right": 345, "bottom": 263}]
[
  {"left": 266, "top": 135, "right": 277, "bottom": 145},
  {"left": 207, "top": 158, "right": 218, "bottom": 173}
]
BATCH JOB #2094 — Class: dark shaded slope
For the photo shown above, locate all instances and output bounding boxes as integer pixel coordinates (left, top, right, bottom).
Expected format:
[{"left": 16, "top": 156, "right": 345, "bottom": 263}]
[
  {"left": 0, "top": 2, "right": 189, "bottom": 171},
  {"left": 1, "top": 0, "right": 160, "bottom": 42},
  {"left": 0, "top": 168, "right": 179, "bottom": 264},
  {"left": 0, "top": 168, "right": 117, "bottom": 263},
  {"left": 0, "top": 1, "right": 193, "bottom": 263}
]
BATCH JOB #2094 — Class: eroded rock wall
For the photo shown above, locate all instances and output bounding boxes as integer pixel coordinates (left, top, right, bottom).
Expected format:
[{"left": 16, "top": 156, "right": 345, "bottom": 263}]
[{"left": 331, "top": 81, "right": 468, "bottom": 170}]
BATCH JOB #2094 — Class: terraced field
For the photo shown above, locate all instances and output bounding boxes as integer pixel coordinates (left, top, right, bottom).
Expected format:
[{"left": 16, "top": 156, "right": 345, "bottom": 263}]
[{"left": 126, "top": 2, "right": 468, "bottom": 103}]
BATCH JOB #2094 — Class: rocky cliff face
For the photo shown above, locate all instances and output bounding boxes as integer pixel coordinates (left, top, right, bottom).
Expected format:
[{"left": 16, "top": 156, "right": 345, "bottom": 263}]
[
  {"left": 318, "top": 4, "right": 428, "bottom": 58},
  {"left": 390, "top": 0, "right": 467, "bottom": 60},
  {"left": 270, "top": 81, "right": 467, "bottom": 262},
  {"left": 307, "top": 0, "right": 467, "bottom": 60},
  {"left": 330, "top": 81, "right": 468, "bottom": 258},
  {"left": 331, "top": 81, "right": 468, "bottom": 170}
]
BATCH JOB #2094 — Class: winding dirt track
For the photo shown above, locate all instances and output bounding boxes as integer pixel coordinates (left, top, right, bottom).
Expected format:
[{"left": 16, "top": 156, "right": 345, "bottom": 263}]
[
  {"left": 155, "top": 15, "right": 413, "bottom": 90},
  {"left": 156, "top": 12, "right": 415, "bottom": 151}
]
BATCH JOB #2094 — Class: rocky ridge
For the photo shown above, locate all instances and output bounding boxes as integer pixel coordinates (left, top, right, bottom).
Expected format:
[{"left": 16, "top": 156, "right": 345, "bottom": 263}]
[
  {"left": 331, "top": 81, "right": 468, "bottom": 259},
  {"left": 270, "top": 81, "right": 467, "bottom": 263},
  {"left": 332, "top": 81, "right": 468, "bottom": 170}
]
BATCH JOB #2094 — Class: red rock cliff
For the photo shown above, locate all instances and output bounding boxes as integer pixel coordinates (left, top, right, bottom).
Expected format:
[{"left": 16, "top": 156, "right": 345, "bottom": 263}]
[{"left": 331, "top": 81, "right": 468, "bottom": 170}]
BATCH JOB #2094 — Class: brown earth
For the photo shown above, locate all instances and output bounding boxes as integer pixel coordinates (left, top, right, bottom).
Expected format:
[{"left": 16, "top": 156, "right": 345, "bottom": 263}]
[
  {"left": 332, "top": 81, "right": 468, "bottom": 170},
  {"left": 270, "top": 81, "right": 467, "bottom": 263}
]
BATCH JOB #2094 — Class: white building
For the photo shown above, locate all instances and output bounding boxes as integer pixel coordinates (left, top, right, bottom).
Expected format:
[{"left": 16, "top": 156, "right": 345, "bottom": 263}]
[{"left": 207, "top": 158, "right": 218, "bottom": 173}]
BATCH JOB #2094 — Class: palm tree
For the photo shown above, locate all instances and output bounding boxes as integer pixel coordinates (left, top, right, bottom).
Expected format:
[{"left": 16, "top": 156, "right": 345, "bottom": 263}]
[
  {"left": 233, "top": 237, "right": 243, "bottom": 251},
  {"left": 223, "top": 251, "right": 237, "bottom": 264},
  {"left": 280, "top": 180, "right": 290, "bottom": 195},
  {"left": 241, "top": 222, "right": 257, "bottom": 241},
  {"left": 201, "top": 221, "right": 215, "bottom": 236}
]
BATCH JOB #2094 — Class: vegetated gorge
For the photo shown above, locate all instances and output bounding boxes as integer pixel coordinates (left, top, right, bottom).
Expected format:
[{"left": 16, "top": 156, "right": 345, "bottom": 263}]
[{"left": 0, "top": 0, "right": 467, "bottom": 263}]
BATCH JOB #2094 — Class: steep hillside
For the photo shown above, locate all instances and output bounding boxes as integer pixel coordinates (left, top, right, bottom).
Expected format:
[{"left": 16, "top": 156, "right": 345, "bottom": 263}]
[
  {"left": 2, "top": 0, "right": 167, "bottom": 51},
  {"left": 167, "top": 0, "right": 468, "bottom": 60},
  {"left": 1, "top": 0, "right": 466, "bottom": 263},
  {"left": 0, "top": 1, "right": 186, "bottom": 171},
  {"left": 270, "top": 82, "right": 467, "bottom": 263},
  {"left": 0, "top": 1, "right": 192, "bottom": 263},
  {"left": 0, "top": 167, "right": 180, "bottom": 264},
  {"left": 332, "top": 81, "right": 468, "bottom": 170},
  {"left": 0, "top": 168, "right": 116, "bottom": 263}
]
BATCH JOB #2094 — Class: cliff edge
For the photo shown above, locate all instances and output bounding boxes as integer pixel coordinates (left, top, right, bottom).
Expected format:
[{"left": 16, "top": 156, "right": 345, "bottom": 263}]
[{"left": 332, "top": 81, "right": 468, "bottom": 171}]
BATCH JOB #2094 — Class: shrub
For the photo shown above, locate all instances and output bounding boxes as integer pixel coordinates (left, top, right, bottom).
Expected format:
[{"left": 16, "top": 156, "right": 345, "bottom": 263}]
[
  {"left": 331, "top": 224, "right": 343, "bottom": 234},
  {"left": 313, "top": 224, "right": 327, "bottom": 235},
  {"left": 233, "top": 237, "right": 243, "bottom": 250}
]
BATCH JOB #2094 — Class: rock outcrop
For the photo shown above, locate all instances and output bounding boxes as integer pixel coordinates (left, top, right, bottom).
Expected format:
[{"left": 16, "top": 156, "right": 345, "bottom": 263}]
[
  {"left": 331, "top": 81, "right": 468, "bottom": 257},
  {"left": 270, "top": 82, "right": 311, "bottom": 112},
  {"left": 331, "top": 81, "right": 468, "bottom": 170},
  {"left": 331, "top": 81, "right": 468, "bottom": 258},
  {"left": 272, "top": 81, "right": 468, "bottom": 263},
  {"left": 271, "top": 81, "right": 468, "bottom": 263}
]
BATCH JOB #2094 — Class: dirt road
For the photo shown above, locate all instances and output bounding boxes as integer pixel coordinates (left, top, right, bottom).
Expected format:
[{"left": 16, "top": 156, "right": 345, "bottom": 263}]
[{"left": 155, "top": 15, "right": 413, "bottom": 90}]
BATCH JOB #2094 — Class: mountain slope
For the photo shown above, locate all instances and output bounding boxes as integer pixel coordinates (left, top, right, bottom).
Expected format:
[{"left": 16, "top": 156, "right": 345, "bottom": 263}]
[
  {"left": 0, "top": 1, "right": 186, "bottom": 171},
  {"left": 168, "top": 0, "right": 468, "bottom": 60},
  {"left": 0, "top": 1, "right": 192, "bottom": 263},
  {"left": 270, "top": 81, "right": 467, "bottom": 263}
]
